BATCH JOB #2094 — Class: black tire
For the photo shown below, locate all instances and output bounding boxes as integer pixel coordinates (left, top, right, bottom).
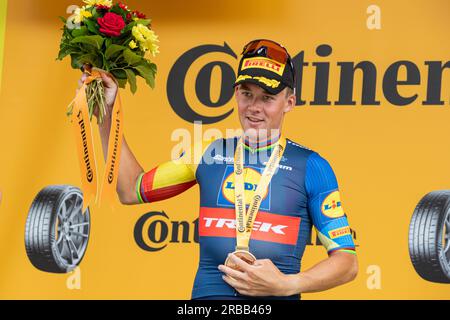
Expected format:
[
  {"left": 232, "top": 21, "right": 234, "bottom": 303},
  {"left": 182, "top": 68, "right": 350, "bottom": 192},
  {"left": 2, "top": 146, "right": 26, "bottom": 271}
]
[
  {"left": 409, "top": 190, "right": 450, "bottom": 283},
  {"left": 25, "top": 185, "right": 91, "bottom": 273}
]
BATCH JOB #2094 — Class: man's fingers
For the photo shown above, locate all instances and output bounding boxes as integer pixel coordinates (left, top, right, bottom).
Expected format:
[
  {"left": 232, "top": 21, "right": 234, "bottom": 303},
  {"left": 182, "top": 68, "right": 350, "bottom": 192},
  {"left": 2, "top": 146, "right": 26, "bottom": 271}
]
[
  {"left": 253, "top": 259, "right": 271, "bottom": 267},
  {"left": 92, "top": 67, "right": 118, "bottom": 87},
  {"left": 218, "top": 264, "right": 247, "bottom": 280},
  {"left": 228, "top": 253, "right": 254, "bottom": 272},
  {"left": 100, "top": 72, "right": 113, "bottom": 86},
  {"left": 222, "top": 275, "right": 249, "bottom": 291},
  {"left": 77, "top": 72, "right": 89, "bottom": 89}
]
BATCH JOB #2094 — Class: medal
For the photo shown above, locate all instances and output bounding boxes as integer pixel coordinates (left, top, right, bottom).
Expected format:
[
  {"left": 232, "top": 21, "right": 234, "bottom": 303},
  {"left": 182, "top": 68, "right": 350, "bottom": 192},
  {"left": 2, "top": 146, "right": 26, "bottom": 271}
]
[
  {"left": 224, "top": 250, "right": 256, "bottom": 270},
  {"left": 224, "top": 136, "right": 285, "bottom": 269}
]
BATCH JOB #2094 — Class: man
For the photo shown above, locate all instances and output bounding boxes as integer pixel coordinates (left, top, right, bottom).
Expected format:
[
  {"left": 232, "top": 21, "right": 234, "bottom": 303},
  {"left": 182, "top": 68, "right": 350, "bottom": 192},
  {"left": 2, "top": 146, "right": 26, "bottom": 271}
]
[{"left": 78, "top": 39, "right": 358, "bottom": 299}]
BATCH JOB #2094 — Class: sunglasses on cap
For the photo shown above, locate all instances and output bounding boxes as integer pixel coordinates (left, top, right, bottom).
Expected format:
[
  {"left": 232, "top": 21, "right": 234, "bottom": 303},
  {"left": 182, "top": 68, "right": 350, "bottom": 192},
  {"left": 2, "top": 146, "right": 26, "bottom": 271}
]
[{"left": 241, "top": 39, "right": 296, "bottom": 87}]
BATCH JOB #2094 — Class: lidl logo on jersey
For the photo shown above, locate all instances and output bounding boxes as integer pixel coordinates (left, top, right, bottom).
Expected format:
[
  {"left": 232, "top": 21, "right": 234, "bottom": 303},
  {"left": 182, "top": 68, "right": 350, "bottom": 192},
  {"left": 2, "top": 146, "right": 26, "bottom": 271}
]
[
  {"left": 321, "top": 191, "right": 345, "bottom": 218},
  {"left": 217, "top": 165, "right": 271, "bottom": 211}
]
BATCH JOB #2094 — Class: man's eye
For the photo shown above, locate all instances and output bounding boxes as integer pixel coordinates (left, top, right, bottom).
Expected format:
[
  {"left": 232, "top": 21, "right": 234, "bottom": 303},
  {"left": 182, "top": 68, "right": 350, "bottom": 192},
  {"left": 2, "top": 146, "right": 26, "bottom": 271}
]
[
  {"left": 263, "top": 95, "right": 274, "bottom": 101},
  {"left": 242, "top": 91, "right": 251, "bottom": 97}
]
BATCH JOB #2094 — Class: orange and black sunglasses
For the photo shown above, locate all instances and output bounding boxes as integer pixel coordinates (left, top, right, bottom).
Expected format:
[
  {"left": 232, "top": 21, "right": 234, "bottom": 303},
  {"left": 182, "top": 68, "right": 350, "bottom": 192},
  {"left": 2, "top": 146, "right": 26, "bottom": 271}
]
[{"left": 241, "top": 39, "right": 295, "bottom": 84}]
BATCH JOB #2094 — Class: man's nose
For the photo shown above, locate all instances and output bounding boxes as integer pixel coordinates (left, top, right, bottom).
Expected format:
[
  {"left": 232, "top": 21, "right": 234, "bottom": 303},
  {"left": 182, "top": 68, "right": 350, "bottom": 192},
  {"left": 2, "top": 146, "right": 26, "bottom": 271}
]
[{"left": 247, "top": 97, "right": 263, "bottom": 113}]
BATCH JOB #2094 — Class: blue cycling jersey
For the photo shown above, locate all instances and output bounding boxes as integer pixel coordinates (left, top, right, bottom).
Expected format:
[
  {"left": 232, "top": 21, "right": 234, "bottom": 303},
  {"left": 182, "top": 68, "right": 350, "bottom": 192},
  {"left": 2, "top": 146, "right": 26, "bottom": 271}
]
[{"left": 189, "top": 135, "right": 356, "bottom": 299}]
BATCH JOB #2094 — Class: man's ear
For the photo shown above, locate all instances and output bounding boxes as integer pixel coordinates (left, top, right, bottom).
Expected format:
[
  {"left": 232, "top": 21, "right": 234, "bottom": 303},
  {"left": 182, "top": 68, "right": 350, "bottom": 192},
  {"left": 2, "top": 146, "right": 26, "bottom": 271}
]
[
  {"left": 284, "top": 91, "right": 296, "bottom": 113},
  {"left": 234, "top": 85, "right": 239, "bottom": 98}
]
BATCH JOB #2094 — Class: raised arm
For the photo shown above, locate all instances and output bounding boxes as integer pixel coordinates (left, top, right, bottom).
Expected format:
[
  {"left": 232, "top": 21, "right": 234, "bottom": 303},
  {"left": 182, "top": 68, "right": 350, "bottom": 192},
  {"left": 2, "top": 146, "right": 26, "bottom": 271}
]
[
  {"left": 76, "top": 69, "right": 205, "bottom": 205},
  {"left": 76, "top": 70, "right": 144, "bottom": 204}
]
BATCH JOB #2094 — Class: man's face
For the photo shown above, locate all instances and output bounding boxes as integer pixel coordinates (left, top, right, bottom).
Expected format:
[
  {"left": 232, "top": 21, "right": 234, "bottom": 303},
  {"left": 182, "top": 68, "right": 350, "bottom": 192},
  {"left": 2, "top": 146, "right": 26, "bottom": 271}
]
[{"left": 235, "top": 82, "right": 295, "bottom": 139}]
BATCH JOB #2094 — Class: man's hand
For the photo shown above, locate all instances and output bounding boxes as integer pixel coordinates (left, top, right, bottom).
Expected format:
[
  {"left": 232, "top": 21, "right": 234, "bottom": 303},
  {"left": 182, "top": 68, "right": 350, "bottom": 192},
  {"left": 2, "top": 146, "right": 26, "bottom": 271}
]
[
  {"left": 76, "top": 65, "right": 119, "bottom": 124},
  {"left": 218, "top": 254, "right": 296, "bottom": 297},
  {"left": 219, "top": 250, "right": 358, "bottom": 297}
]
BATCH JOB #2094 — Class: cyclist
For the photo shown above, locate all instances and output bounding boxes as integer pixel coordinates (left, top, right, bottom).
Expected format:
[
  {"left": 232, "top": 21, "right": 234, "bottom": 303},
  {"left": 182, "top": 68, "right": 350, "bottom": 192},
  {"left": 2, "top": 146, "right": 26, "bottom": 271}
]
[{"left": 76, "top": 39, "right": 358, "bottom": 299}]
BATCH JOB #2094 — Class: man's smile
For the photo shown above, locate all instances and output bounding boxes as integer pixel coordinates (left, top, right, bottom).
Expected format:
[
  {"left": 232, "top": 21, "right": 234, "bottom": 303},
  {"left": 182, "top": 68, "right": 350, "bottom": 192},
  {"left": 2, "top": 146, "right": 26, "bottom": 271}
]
[{"left": 246, "top": 116, "right": 265, "bottom": 124}]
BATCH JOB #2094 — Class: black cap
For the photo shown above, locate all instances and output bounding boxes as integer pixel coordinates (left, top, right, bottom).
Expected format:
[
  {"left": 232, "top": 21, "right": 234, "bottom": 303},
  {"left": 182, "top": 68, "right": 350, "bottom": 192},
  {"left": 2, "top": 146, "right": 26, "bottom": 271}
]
[{"left": 233, "top": 45, "right": 295, "bottom": 95}]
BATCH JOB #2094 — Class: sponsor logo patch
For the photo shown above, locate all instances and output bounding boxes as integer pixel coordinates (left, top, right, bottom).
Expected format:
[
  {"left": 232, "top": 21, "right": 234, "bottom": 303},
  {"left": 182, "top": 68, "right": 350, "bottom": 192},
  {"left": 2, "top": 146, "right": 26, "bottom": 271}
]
[
  {"left": 241, "top": 57, "right": 285, "bottom": 76},
  {"left": 328, "top": 226, "right": 351, "bottom": 239},
  {"left": 217, "top": 165, "right": 271, "bottom": 210},
  {"left": 321, "top": 191, "right": 344, "bottom": 218},
  {"left": 199, "top": 207, "right": 300, "bottom": 245}
]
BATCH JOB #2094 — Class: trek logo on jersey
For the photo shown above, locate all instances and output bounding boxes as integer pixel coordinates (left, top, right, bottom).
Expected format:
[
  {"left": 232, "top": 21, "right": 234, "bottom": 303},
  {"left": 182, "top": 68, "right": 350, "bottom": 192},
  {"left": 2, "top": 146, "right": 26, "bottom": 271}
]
[
  {"left": 199, "top": 207, "right": 300, "bottom": 245},
  {"left": 241, "top": 57, "right": 285, "bottom": 76},
  {"left": 328, "top": 226, "right": 351, "bottom": 239},
  {"left": 217, "top": 165, "right": 271, "bottom": 210},
  {"left": 321, "top": 191, "right": 345, "bottom": 218}
]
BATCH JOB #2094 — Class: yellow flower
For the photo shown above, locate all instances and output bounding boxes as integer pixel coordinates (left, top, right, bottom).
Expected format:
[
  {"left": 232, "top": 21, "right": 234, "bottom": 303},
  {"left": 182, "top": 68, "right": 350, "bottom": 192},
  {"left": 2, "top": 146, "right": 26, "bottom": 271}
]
[
  {"left": 83, "top": 0, "right": 112, "bottom": 7},
  {"left": 131, "top": 24, "right": 160, "bottom": 57},
  {"left": 129, "top": 40, "right": 138, "bottom": 49},
  {"left": 73, "top": 6, "right": 92, "bottom": 24}
]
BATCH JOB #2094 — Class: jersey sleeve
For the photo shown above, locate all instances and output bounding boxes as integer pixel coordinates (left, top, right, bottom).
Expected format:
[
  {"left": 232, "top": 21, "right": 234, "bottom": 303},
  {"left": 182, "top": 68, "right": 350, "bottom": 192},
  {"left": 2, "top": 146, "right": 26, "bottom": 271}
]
[
  {"left": 305, "top": 152, "right": 356, "bottom": 255},
  {"left": 135, "top": 139, "right": 214, "bottom": 204}
]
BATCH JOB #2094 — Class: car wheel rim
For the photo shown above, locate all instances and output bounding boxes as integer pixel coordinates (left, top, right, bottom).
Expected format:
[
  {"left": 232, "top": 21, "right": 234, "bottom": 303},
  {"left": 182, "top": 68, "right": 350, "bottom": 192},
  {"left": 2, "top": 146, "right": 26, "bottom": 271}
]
[
  {"left": 443, "top": 209, "right": 450, "bottom": 263},
  {"left": 54, "top": 190, "right": 90, "bottom": 268}
]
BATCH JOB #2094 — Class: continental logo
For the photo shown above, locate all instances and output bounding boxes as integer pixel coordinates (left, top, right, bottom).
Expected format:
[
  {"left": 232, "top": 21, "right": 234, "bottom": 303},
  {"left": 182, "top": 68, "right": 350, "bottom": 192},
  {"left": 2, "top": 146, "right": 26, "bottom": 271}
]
[
  {"left": 107, "top": 113, "right": 121, "bottom": 184},
  {"left": 235, "top": 75, "right": 281, "bottom": 88},
  {"left": 328, "top": 226, "right": 351, "bottom": 239},
  {"left": 241, "top": 57, "right": 285, "bottom": 76},
  {"left": 134, "top": 211, "right": 198, "bottom": 252},
  {"left": 77, "top": 110, "right": 93, "bottom": 183},
  {"left": 167, "top": 43, "right": 449, "bottom": 125},
  {"left": 321, "top": 191, "right": 344, "bottom": 218}
]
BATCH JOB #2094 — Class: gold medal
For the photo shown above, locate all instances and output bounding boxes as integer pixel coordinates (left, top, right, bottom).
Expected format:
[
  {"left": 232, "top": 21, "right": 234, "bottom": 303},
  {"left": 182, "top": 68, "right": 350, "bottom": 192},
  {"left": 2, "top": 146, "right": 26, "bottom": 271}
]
[
  {"left": 224, "top": 250, "right": 257, "bottom": 271},
  {"left": 224, "top": 136, "right": 286, "bottom": 269}
]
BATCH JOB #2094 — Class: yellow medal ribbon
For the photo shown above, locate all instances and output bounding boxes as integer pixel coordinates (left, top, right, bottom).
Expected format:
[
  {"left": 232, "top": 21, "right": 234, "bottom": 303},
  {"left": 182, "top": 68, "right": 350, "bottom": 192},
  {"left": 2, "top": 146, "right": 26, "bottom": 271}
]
[
  {"left": 233, "top": 136, "right": 285, "bottom": 252},
  {"left": 71, "top": 69, "right": 123, "bottom": 212}
]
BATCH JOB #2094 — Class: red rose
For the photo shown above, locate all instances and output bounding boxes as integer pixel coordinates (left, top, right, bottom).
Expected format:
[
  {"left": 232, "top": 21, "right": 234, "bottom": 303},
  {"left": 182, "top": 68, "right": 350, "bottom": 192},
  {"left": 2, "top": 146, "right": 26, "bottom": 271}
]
[{"left": 97, "top": 12, "right": 125, "bottom": 37}]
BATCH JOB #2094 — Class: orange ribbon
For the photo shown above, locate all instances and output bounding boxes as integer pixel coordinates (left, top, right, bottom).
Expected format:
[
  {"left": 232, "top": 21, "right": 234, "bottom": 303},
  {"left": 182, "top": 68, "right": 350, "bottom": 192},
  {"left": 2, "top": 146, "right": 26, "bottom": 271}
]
[{"left": 72, "top": 70, "right": 123, "bottom": 212}]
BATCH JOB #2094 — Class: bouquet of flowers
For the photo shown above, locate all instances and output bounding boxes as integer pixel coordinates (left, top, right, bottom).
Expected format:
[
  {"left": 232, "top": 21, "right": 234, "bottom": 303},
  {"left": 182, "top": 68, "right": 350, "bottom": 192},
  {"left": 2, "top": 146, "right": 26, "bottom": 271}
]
[{"left": 57, "top": 0, "right": 159, "bottom": 124}]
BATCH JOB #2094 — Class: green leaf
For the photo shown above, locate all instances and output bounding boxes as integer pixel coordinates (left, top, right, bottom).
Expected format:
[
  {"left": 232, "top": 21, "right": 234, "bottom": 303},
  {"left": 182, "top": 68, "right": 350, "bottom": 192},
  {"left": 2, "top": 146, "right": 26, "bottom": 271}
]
[
  {"left": 57, "top": 46, "right": 76, "bottom": 60},
  {"left": 125, "top": 69, "right": 137, "bottom": 94},
  {"left": 74, "top": 53, "right": 98, "bottom": 68},
  {"left": 135, "top": 19, "right": 151, "bottom": 26},
  {"left": 58, "top": 16, "right": 67, "bottom": 24},
  {"left": 70, "top": 54, "right": 82, "bottom": 69},
  {"left": 149, "top": 63, "right": 157, "bottom": 73},
  {"left": 79, "top": 44, "right": 98, "bottom": 56},
  {"left": 117, "top": 78, "right": 127, "bottom": 89},
  {"left": 84, "top": 18, "right": 100, "bottom": 35},
  {"left": 123, "top": 49, "right": 141, "bottom": 66},
  {"left": 134, "top": 63, "right": 155, "bottom": 89},
  {"left": 72, "top": 26, "right": 89, "bottom": 37},
  {"left": 105, "top": 44, "right": 126, "bottom": 60},
  {"left": 71, "top": 35, "right": 104, "bottom": 49},
  {"left": 110, "top": 69, "right": 127, "bottom": 80},
  {"left": 109, "top": 4, "right": 128, "bottom": 21}
]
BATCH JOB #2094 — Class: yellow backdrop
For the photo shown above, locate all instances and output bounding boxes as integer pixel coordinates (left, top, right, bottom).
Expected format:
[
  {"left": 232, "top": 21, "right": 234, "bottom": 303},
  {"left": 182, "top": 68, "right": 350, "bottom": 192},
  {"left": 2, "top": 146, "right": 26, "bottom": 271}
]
[{"left": 0, "top": 0, "right": 449, "bottom": 299}]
